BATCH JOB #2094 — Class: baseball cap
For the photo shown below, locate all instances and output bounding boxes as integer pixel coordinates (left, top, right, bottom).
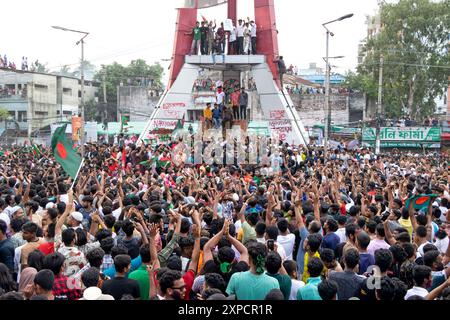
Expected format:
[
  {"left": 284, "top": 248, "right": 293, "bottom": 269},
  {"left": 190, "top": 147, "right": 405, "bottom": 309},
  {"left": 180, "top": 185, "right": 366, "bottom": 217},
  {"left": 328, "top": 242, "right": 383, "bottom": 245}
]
[{"left": 70, "top": 211, "right": 83, "bottom": 222}]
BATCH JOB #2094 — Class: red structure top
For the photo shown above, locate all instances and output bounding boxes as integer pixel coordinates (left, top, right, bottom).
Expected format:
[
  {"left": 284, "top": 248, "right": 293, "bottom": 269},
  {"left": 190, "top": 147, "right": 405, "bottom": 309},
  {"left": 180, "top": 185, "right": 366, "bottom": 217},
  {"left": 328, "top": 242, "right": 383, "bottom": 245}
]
[{"left": 168, "top": 0, "right": 281, "bottom": 89}]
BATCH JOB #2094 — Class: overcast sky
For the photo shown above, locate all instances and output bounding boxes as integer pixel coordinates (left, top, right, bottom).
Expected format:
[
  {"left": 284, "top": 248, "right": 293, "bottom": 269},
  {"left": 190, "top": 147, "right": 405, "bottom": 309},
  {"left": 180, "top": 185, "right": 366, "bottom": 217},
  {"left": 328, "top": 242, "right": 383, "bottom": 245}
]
[{"left": 2, "top": 0, "right": 381, "bottom": 82}]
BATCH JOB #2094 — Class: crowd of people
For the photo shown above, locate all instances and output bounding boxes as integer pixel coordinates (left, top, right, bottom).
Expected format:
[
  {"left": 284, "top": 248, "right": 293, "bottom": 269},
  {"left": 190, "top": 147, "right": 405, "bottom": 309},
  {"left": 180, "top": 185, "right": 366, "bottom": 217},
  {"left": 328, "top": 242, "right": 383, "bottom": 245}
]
[
  {"left": 0, "top": 55, "right": 43, "bottom": 73},
  {"left": 0, "top": 136, "right": 449, "bottom": 301},
  {"left": 0, "top": 55, "right": 30, "bottom": 71},
  {"left": 202, "top": 80, "right": 249, "bottom": 130},
  {"left": 187, "top": 17, "right": 257, "bottom": 57},
  {"left": 285, "top": 85, "right": 352, "bottom": 96}
]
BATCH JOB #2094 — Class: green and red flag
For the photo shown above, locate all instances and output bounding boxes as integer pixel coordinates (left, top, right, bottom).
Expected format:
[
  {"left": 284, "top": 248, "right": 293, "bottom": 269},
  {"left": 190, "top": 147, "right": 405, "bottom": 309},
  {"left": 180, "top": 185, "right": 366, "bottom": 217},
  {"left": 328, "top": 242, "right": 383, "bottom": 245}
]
[
  {"left": 122, "top": 114, "right": 130, "bottom": 127},
  {"left": 32, "top": 145, "right": 41, "bottom": 156},
  {"left": 405, "top": 194, "right": 438, "bottom": 212},
  {"left": 51, "top": 124, "right": 83, "bottom": 179}
]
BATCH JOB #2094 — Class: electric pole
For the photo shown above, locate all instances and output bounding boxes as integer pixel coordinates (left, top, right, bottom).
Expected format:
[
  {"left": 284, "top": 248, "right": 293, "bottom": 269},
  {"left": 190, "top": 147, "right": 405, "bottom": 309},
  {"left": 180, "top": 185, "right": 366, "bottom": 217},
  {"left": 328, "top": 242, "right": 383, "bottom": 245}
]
[
  {"left": 375, "top": 0, "right": 384, "bottom": 155},
  {"left": 80, "top": 38, "right": 85, "bottom": 157}
]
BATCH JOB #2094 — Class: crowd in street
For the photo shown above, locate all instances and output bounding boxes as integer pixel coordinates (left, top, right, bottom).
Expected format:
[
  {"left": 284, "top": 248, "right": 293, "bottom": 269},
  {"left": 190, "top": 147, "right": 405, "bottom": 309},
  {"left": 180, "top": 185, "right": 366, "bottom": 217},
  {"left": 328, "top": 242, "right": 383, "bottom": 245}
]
[
  {"left": 187, "top": 17, "right": 257, "bottom": 57},
  {"left": 0, "top": 136, "right": 449, "bottom": 301}
]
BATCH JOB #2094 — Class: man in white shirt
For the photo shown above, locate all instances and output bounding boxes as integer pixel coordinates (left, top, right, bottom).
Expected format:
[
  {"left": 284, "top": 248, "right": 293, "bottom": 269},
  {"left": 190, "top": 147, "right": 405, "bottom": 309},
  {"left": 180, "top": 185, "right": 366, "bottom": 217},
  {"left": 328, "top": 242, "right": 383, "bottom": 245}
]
[
  {"left": 229, "top": 24, "right": 237, "bottom": 54},
  {"left": 404, "top": 265, "right": 432, "bottom": 300},
  {"left": 277, "top": 218, "right": 295, "bottom": 260},
  {"left": 249, "top": 19, "right": 257, "bottom": 54},
  {"left": 236, "top": 19, "right": 245, "bottom": 54}
]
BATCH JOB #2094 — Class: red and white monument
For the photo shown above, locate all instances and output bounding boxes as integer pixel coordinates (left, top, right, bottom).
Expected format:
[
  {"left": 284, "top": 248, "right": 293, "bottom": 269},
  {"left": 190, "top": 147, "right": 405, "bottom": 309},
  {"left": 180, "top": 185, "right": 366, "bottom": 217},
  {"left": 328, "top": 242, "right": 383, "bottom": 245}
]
[{"left": 139, "top": 0, "right": 309, "bottom": 145}]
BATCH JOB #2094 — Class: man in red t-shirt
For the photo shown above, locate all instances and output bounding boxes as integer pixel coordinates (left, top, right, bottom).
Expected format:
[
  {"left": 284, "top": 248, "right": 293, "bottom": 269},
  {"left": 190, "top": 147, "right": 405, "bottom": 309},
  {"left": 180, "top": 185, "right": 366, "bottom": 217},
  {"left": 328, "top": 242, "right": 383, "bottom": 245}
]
[{"left": 231, "top": 88, "right": 240, "bottom": 120}]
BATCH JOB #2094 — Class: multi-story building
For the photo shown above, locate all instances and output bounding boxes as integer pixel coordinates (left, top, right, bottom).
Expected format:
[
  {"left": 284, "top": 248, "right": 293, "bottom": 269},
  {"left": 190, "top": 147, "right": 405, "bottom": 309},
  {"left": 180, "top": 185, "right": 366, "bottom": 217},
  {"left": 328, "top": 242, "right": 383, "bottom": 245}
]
[
  {"left": 117, "top": 85, "right": 161, "bottom": 122},
  {"left": 297, "top": 63, "right": 346, "bottom": 86},
  {"left": 0, "top": 68, "right": 98, "bottom": 141}
]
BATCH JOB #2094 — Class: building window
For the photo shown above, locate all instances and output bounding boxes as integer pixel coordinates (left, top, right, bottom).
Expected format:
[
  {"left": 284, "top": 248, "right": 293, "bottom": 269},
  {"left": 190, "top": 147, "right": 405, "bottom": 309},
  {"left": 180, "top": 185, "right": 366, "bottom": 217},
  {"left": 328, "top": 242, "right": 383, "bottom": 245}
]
[
  {"left": 18, "top": 111, "right": 27, "bottom": 122},
  {"left": 8, "top": 111, "right": 15, "bottom": 120},
  {"left": 63, "top": 88, "right": 73, "bottom": 95},
  {"left": 78, "top": 90, "right": 82, "bottom": 98},
  {"left": 35, "top": 111, "right": 48, "bottom": 117},
  {"left": 34, "top": 84, "right": 48, "bottom": 91}
]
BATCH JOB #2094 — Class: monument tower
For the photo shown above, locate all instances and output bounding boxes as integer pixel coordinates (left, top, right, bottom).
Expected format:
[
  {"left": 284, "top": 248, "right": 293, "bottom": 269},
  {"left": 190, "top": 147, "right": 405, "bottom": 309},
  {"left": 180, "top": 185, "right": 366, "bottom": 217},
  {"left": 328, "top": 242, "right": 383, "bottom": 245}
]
[{"left": 139, "top": 0, "right": 309, "bottom": 145}]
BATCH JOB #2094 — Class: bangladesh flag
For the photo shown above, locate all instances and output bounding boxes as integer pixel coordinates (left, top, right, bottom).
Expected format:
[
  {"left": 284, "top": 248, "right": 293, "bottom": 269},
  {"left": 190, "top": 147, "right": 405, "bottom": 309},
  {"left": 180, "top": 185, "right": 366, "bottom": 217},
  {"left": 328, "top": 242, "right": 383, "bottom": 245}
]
[
  {"left": 122, "top": 114, "right": 130, "bottom": 127},
  {"left": 405, "top": 194, "right": 438, "bottom": 212},
  {"left": 32, "top": 145, "right": 41, "bottom": 156},
  {"left": 158, "top": 157, "right": 172, "bottom": 169},
  {"left": 51, "top": 124, "right": 83, "bottom": 179}
]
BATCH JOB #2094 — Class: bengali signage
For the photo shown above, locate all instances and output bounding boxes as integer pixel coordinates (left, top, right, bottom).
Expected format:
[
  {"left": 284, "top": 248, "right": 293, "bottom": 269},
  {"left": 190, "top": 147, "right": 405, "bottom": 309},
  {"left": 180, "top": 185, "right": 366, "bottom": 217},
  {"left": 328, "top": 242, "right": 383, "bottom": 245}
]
[
  {"left": 363, "top": 141, "right": 441, "bottom": 149},
  {"left": 363, "top": 127, "right": 441, "bottom": 142}
]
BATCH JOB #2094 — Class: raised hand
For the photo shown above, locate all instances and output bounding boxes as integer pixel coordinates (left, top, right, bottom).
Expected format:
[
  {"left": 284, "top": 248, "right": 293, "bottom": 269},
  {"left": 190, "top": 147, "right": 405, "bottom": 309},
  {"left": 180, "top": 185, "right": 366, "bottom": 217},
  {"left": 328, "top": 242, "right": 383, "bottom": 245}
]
[{"left": 149, "top": 223, "right": 160, "bottom": 238}]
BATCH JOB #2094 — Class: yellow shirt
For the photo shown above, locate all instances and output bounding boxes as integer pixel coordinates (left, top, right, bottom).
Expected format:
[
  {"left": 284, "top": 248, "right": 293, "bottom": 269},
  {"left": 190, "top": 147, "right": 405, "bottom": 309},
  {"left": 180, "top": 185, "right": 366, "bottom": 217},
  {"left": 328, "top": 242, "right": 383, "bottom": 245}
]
[
  {"left": 204, "top": 108, "right": 212, "bottom": 119},
  {"left": 399, "top": 218, "right": 413, "bottom": 237},
  {"left": 303, "top": 251, "right": 321, "bottom": 283}
]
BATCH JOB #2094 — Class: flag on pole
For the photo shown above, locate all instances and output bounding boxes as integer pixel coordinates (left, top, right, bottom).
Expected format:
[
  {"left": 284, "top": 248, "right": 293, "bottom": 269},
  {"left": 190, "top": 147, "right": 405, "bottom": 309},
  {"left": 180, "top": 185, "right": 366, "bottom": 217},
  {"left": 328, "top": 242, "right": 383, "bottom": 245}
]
[
  {"left": 122, "top": 114, "right": 130, "bottom": 127},
  {"left": 32, "top": 145, "right": 42, "bottom": 156},
  {"left": 51, "top": 124, "right": 83, "bottom": 179}
]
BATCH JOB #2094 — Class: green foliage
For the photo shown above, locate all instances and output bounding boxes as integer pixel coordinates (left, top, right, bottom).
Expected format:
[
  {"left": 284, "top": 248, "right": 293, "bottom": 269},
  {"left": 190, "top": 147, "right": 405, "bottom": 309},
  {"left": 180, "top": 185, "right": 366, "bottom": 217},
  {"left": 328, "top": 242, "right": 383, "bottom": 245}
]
[
  {"left": 94, "top": 59, "right": 164, "bottom": 105},
  {"left": 0, "top": 107, "right": 10, "bottom": 120},
  {"left": 357, "top": 0, "right": 450, "bottom": 119},
  {"left": 84, "top": 99, "right": 99, "bottom": 122},
  {"left": 344, "top": 71, "right": 378, "bottom": 99},
  {"left": 72, "top": 60, "right": 97, "bottom": 81}
]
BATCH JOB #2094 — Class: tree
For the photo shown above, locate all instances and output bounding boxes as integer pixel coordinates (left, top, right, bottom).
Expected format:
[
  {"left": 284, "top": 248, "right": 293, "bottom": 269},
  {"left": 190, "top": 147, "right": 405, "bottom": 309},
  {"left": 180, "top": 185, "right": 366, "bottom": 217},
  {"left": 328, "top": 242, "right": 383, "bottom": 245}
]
[
  {"left": 72, "top": 60, "right": 97, "bottom": 81},
  {"left": 30, "top": 60, "right": 49, "bottom": 73},
  {"left": 0, "top": 107, "right": 11, "bottom": 131},
  {"left": 82, "top": 99, "right": 98, "bottom": 122},
  {"left": 344, "top": 71, "right": 378, "bottom": 98},
  {"left": 357, "top": 0, "right": 450, "bottom": 119},
  {"left": 93, "top": 59, "right": 164, "bottom": 121},
  {"left": 53, "top": 65, "right": 73, "bottom": 77}
]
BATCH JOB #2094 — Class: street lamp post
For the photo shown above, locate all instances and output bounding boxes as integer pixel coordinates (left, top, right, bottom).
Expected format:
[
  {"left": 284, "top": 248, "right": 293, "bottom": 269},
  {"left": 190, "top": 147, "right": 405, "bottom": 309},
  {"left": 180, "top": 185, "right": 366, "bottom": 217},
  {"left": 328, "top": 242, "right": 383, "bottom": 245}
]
[
  {"left": 322, "top": 14, "right": 353, "bottom": 153},
  {"left": 52, "top": 26, "right": 89, "bottom": 157}
]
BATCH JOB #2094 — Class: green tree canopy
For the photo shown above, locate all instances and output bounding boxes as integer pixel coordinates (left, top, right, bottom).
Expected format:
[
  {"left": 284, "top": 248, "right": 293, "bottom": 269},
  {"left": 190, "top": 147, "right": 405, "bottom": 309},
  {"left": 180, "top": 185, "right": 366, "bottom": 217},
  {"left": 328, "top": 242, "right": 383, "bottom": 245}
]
[
  {"left": 357, "top": 0, "right": 450, "bottom": 119},
  {"left": 94, "top": 59, "right": 164, "bottom": 105},
  {"left": 0, "top": 107, "right": 10, "bottom": 120}
]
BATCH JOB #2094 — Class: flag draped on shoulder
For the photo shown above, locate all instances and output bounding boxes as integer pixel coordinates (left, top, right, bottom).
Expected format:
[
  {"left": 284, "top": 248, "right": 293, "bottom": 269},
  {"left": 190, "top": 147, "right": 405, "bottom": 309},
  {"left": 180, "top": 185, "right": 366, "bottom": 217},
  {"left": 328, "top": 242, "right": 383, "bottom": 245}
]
[{"left": 51, "top": 124, "right": 82, "bottom": 179}]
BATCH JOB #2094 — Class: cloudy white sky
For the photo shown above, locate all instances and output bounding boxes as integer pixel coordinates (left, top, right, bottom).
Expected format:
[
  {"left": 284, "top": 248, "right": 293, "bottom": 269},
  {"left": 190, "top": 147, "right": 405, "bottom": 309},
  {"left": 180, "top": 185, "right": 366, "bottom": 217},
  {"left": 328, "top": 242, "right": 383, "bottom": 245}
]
[{"left": 2, "top": 0, "right": 381, "bottom": 83}]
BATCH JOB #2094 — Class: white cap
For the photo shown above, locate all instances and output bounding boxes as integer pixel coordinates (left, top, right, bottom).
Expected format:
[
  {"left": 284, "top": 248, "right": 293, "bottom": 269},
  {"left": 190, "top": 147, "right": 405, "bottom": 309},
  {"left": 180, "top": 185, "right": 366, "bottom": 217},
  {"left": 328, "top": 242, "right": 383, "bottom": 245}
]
[
  {"left": 232, "top": 193, "right": 240, "bottom": 202},
  {"left": 70, "top": 211, "right": 83, "bottom": 222},
  {"left": 45, "top": 202, "right": 55, "bottom": 210}
]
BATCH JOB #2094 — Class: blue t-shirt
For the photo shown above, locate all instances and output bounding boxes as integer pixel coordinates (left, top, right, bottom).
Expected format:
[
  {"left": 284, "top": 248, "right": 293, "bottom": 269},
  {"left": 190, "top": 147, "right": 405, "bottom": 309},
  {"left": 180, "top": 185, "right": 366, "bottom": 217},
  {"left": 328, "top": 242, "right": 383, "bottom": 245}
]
[
  {"left": 212, "top": 108, "right": 221, "bottom": 119},
  {"left": 0, "top": 239, "right": 15, "bottom": 272},
  {"left": 104, "top": 255, "right": 142, "bottom": 279},
  {"left": 358, "top": 253, "right": 375, "bottom": 275},
  {"left": 322, "top": 233, "right": 340, "bottom": 252}
]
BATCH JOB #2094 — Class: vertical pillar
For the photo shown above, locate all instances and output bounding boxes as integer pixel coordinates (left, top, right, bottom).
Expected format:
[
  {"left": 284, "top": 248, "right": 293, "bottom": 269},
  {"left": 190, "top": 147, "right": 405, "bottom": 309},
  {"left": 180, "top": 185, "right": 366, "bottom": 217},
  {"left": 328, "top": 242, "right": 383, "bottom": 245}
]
[
  {"left": 168, "top": 7, "right": 198, "bottom": 89},
  {"left": 228, "top": 0, "right": 237, "bottom": 25},
  {"left": 254, "top": 0, "right": 281, "bottom": 88}
]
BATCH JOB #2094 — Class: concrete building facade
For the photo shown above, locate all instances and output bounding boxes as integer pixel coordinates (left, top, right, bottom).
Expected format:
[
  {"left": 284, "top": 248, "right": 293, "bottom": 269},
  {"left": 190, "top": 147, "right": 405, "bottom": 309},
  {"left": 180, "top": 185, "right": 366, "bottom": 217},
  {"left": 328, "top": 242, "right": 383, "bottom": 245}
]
[{"left": 0, "top": 68, "right": 98, "bottom": 141}]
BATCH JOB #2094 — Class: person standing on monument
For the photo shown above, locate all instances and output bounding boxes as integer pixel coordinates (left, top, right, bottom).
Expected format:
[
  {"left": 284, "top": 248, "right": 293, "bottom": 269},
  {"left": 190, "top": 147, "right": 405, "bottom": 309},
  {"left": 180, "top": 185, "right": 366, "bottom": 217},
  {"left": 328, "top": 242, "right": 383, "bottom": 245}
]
[
  {"left": 236, "top": 19, "right": 245, "bottom": 55},
  {"left": 239, "top": 88, "right": 248, "bottom": 121},
  {"left": 200, "top": 21, "right": 209, "bottom": 55},
  {"left": 185, "top": 22, "right": 201, "bottom": 55}
]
